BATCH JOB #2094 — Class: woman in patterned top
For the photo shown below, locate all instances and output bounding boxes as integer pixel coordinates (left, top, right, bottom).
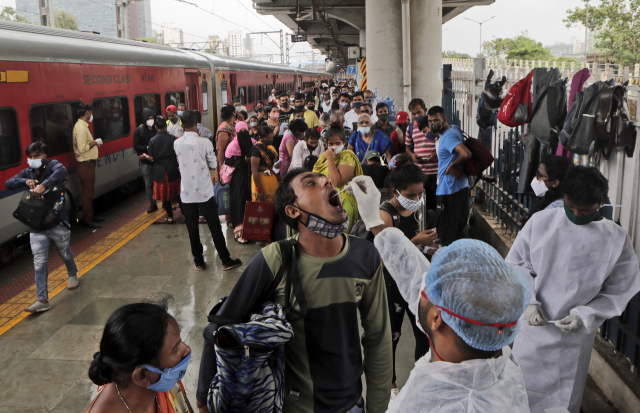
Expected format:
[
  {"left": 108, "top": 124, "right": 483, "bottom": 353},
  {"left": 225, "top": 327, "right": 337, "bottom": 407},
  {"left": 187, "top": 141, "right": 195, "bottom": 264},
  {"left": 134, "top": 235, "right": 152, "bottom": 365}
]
[
  {"left": 85, "top": 300, "right": 194, "bottom": 413},
  {"left": 250, "top": 125, "right": 280, "bottom": 204}
]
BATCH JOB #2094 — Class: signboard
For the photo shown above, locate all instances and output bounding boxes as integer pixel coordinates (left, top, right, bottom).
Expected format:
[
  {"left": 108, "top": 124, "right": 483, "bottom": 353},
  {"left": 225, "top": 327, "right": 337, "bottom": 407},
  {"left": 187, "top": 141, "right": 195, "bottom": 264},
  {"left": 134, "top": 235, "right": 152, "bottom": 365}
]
[
  {"left": 347, "top": 65, "right": 356, "bottom": 75},
  {"left": 291, "top": 34, "right": 307, "bottom": 43}
]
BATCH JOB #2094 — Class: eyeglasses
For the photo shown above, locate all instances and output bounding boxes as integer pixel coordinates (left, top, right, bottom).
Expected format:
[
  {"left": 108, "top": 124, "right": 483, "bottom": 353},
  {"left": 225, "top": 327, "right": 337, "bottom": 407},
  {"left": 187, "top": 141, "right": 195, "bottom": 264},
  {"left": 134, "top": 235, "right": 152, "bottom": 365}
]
[{"left": 535, "top": 171, "right": 549, "bottom": 180}]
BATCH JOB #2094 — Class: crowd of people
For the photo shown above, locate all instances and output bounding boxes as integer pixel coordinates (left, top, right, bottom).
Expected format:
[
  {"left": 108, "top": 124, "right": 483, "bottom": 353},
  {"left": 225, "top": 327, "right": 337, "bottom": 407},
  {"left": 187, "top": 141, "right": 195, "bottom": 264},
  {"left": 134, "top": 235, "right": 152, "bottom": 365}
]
[{"left": 5, "top": 78, "right": 640, "bottom": 413}]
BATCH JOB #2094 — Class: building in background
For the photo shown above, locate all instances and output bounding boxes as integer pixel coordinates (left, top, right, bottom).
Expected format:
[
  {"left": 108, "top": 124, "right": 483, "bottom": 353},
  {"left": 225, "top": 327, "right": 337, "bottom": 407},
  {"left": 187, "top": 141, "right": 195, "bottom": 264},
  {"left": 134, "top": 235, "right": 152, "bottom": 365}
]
[
  {"left": 244, "top": 33, "right": 253, "bottom": 59},
  {"left": 545, "top": 42, "right": 574, "bottom": 57},
  {"left": 227, "top": 30, "right": 244, "bottom": 57},
  {"left": 163, "top": 22, "right": 183, "bottom": 48},
  {"left": 15, "top": 0, "right": 152, "bottom": 39}
]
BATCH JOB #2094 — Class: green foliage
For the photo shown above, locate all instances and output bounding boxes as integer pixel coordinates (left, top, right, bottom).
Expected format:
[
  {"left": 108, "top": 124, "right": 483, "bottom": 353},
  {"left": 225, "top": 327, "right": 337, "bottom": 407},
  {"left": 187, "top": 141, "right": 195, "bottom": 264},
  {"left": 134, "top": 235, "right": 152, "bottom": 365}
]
[
  {"left": 555, "top": 56, "right": 583, "bottom": 64},
  {"left": 442, "top": 50, "right": 472, "bottom": 59},
  {"left": 54, "top": 10, "right": 78, "bottom": 31},
  {"left": 0, "top": 6, "right": 31, "bottom": 23},
  {"left": 564, "top": 0, "right": 640, "bottom": 66},
  {"left": 136, "top": 30, "right": 163, "bottom": 44},
  {"left": 483, "top": 32, "right": 554, "bottom": 61}
]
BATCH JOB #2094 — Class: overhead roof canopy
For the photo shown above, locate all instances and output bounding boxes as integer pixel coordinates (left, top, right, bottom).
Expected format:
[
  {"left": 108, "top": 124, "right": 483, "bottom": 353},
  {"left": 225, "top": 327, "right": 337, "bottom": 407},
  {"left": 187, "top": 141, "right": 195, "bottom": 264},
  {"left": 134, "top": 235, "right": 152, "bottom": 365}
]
[{"left": 255, "top": 0, "right": 494, "bottom": 66}]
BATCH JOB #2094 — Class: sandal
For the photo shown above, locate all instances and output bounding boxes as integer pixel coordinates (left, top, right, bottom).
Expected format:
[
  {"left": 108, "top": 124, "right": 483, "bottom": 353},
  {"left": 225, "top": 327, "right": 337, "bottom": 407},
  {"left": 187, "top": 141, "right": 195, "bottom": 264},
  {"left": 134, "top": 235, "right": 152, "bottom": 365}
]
[
  {"left": 234, "top": 233, "right": 251, "bottom": 244},
  {"left": 164, "top": 217, "right": 174, "bottom": 224}
]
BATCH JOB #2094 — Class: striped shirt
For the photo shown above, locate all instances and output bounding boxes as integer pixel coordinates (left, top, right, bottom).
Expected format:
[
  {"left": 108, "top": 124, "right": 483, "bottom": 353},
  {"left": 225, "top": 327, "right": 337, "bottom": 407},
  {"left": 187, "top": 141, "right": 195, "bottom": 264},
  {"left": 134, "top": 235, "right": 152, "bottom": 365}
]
[{"left": 405, "top": 121, "right": 438, "bottom": 175}]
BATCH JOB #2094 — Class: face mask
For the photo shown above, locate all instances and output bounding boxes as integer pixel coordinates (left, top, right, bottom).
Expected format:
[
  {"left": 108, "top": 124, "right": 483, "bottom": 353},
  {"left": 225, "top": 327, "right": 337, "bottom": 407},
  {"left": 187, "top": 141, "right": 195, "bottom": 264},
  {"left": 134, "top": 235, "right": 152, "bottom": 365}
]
[
  {"left": 249, "top": 122, "right": 258, "bottom": 127},
  {"left": 339, "top": 102, "right": 349, "bottom": 110},
  {"left": 358, "top": 126, "right": 371, "bottom": 135},
  {"left": 297, "top": 206, "right": 349, "bottom": 239},
  {"left": 353, "top": 102, "right": 363, "bottom": 109},
  {"left": 281, "top": 102, "right": 289, "bottom": 108},
  {"left": 295, "top": 105, "right": 305, "bottom": 111},
  {"left": 324, "top": 98, "right": 330, "bottom": 103},
  {"left": 429, "top": 122, "right": 445, "bottom": 134},
  {"left": 170, "top": 117, "right": 179, "bottom": 124},
  {"left": 378, "top": 113, "right": 389, "bottom": 122},
  {"left": 307, "top": 143, "right": 318, "bottom": 152},
  {"left": 308, "top": 105, "right": 315, "bottom": 110},
  {"left": 88, "top": 115, "right": 93, "bottom": 123},
  {"left": 177, "top": 110, "right": 183, "bottom": 116},
  {"left": 27, "top": 158, "right": 42, "bottom": 169},
  {"left": 531, "top": 177, "right": 549, "bottom": 197},
  {"left": 146, "top": 119, "right": 155, "bottom": 127},
  {"left": 263, "top": 138, "right": 274, "bottom": 146},
  {"left": 413, "top": 114, "right": 426, "bottom": 123},
  {"left": 140, "top": 353, "right": 191, "bottom": 393},
  {"left": 331, "top": 145, "right": 344, "bottom": 155},
  {"left": 396, "top": 190, "right": 424, "bottom": 213},
  {"left": 269, "top": 113, "right": 279, "bottom": 120},
  {"left": 113, "top": 114, "right": 120, "bottom": 119},
  {"left": 564, "top": 202, "right": 600, "bottom": 226},
  {"left": 235, "top": 106, "right": 241, "bottom": 112}
]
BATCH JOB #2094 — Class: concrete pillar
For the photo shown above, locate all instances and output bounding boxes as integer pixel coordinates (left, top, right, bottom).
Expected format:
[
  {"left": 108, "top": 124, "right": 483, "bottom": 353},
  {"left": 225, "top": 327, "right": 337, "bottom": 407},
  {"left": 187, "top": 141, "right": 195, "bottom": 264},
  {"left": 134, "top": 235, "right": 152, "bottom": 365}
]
[
  {"left": 410, "top": 0, "right": 442, "bottom": 108},
  {"left": 366, "top": 0, "right": 404, "bottom": 111},
  {"left": 359, "top": 29, "right": 366, "bottom": 49}
]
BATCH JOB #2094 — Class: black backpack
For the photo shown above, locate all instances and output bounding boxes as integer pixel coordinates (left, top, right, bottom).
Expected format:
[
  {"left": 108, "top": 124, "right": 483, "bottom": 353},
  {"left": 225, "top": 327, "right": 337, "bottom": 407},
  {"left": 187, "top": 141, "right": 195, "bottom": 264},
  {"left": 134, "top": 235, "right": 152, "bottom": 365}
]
[
  {"left": 349, "top": 202, "right": 400, "bottom": 241},
  {"left": 529, "top": 68, "right": 568, "bottom": 147},
  {"left": 13, "top": 185, "right": 65, "bottom": 231}
]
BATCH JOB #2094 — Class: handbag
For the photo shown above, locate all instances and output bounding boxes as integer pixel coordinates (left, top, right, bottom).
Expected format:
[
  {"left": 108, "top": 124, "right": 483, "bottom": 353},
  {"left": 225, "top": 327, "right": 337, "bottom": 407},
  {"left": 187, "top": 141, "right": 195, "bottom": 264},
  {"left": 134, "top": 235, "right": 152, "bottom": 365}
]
[
  {"left": 13, "top": 186, "right": 66, "bottom": 231},
  {"left": 242, "top": 201, "right": 275, "bottom": 242},
  {"left": 219, "top": 163, "right": 235, "bottom": 185}
]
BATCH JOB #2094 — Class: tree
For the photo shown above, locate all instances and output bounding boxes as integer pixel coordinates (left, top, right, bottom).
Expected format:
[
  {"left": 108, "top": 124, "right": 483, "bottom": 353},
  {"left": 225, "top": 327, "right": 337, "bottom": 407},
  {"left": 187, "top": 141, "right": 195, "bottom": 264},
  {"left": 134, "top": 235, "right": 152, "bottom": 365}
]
[
  {"left": 564, "top": 0, "right": 640, "bottom": 66},
  {"left": 54, "top": 10, "right": 78, "bottom": 31},
  {"left": 0, "top": 6, "right": 30, "bottom": 23},
  {"left": 442, "top": 51, "right": 472, "bottom": 59},
  {"left": 136, "top": 30, "right": 164, "bottom": 44},
  {"left": 483, "top": 32, "right": 554, "bottom": 61}
]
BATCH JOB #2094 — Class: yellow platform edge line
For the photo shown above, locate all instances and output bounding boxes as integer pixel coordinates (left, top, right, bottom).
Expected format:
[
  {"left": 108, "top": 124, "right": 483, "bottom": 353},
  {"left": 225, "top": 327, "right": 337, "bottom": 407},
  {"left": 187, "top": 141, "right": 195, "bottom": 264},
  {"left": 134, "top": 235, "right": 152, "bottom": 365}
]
[{"left": 0, "top": 208, "right": 166, "bottom": 337}]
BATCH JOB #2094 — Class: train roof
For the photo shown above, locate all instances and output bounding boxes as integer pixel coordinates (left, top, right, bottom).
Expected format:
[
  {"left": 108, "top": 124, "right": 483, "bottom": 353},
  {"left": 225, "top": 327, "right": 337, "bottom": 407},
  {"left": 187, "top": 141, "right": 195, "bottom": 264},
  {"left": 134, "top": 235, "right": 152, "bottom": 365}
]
[{"left": 0, "top": 21, "right": 329, "bottom": 76}]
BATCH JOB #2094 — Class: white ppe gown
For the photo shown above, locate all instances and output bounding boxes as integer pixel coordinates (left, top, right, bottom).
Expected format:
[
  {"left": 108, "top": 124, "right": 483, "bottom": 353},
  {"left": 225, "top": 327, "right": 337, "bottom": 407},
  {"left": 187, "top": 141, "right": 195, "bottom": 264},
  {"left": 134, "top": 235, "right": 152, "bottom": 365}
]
[
  {"left": 374, "top": 228, "right": 530, "bottom": 413},
  {"left": 506, "top": 208, "right": 640, "bottom": 413}
]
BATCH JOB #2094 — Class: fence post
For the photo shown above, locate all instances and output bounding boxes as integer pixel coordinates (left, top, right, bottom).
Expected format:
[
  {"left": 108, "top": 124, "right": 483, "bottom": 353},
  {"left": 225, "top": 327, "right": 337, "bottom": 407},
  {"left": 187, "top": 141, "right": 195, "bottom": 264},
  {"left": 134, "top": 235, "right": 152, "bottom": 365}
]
[
  {"left": 470, "top": 58, "right": 485, "bottom": 138},
  {"left": 442, "top": 63, "right": 453, "bottom": 123}
]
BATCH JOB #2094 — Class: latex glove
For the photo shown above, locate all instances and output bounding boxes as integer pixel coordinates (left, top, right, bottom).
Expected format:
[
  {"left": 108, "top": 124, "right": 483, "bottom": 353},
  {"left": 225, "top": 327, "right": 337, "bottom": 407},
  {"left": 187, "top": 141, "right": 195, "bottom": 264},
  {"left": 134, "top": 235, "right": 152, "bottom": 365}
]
[
  {"left": 349, "top": 175, "right": 384, "bottom": 230},
  {"left": 524, "top": 304, "right": 548, "bottom": 326},
  {"left": 555, "top": 314, "right": 584, "bottom": 333},
  {"left": 95, "top": 138, "right": 103, "bottom": 146}
]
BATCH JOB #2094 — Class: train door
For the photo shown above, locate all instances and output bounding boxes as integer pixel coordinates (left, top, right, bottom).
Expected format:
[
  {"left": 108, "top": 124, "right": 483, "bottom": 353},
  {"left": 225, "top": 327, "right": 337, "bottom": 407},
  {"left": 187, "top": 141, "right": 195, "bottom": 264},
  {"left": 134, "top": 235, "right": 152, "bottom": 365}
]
[
  {"left": 186, "top": 72, "right": 199, "bottom": 111},
  {"left": 230, "top": 74, "right": 237, "bottom": 102}
]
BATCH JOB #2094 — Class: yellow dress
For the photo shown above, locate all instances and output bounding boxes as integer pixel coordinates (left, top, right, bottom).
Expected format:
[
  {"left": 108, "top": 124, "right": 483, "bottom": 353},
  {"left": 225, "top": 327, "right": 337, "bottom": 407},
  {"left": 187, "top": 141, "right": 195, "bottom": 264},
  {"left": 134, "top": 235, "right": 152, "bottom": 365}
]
[
  {"left": 313, "top": 149, "right": 363, "bottom": 232},
  {"left": 250, "top": 143, "right": 279, "bottom": 203}
]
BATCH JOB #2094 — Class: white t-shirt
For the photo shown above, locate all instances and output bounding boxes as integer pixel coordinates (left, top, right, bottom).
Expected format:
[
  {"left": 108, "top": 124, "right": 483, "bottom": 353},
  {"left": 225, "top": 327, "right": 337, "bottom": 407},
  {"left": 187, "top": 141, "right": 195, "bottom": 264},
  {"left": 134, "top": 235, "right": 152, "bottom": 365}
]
[
  {"left": 344, "top": 109, "right": 361, "bottom": 132},
  {"left": 291, "top": 140, "right": 326, "bottom": 169}
]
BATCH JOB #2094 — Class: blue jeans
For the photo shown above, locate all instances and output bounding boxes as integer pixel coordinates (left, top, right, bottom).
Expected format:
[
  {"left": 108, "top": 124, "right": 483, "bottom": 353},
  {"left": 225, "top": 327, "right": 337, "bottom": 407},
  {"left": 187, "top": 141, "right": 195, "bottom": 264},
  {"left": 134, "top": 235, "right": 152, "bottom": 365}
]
[
  {"left": 30, "top": 223, "right": 78, "bottom": 301},
  {"left": 346, "top": 396, "right": 364, "bottom": 413},
  {"left": 140, "top": 163, "right": 155, "bottom": 204}
]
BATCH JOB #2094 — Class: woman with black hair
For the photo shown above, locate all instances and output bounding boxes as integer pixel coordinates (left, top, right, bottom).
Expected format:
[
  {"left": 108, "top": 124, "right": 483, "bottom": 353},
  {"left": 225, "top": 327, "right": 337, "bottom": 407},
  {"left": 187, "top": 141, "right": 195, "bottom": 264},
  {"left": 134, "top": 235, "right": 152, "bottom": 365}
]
[
  {"left": 85, "top": 301, "right": 193, "bottom": 413},
  {"left": 528, "top": 155, "right": 575, "bottom": 217},
  {"left": 372, "top": 153, "right": 438, "bottom": 405},
  {"left": 216, "top": 105, "right": 237, "bottom": 173},
  {"left": 250, "top": 125, "right": 279, "bottom": 204},
  {"left": 224, "top": 129, "right": 256, "bottom": 244},
  {"left": 142, "top": 116, "right": 181, "bottom": 223},
  {"left": 279, "top": 119, "right": 309, "bottom": 179}
]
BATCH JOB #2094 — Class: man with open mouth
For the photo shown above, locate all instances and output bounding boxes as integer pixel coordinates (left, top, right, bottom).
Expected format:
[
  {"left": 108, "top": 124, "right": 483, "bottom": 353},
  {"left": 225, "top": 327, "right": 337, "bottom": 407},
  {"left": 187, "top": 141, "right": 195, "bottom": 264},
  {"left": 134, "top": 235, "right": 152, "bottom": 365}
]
[{"left": 196, "top": 168, "right": 392, "bottom": 413}]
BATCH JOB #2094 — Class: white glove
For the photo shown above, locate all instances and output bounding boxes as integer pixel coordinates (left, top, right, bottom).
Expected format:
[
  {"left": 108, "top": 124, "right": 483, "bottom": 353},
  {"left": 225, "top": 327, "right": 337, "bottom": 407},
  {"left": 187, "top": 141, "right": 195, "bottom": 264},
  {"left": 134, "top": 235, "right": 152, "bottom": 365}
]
[
  {"left": 349, "top": 175, "right": 384, "bottom": 230},
  {"left": 524, "top": 304, "right": 548, "bottom": 326},
  {"left": 94, "top": 138, "right": 103, "bottom": 146},
  {"left": 555, "top": 314, "right": 583, "bottom": 333}
]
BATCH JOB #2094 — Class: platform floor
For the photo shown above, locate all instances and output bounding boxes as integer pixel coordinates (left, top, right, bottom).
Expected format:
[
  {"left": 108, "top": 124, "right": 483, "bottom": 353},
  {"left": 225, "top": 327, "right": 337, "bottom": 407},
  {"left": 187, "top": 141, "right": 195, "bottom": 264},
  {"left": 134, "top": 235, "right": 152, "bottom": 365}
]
[{"left": 0, "top": 193, "right": 419, "bottom": 412}]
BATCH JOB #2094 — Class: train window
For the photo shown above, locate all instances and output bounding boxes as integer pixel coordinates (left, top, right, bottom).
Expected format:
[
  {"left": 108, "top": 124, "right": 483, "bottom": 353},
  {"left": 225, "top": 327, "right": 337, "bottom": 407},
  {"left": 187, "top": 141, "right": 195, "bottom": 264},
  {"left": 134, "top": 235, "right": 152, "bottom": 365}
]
[
  {"left": 202, "top": 81, "right": 209, "bottom": 112},
  {"left": 134, "top": 94, "right": 161, "bottom": 127},
  {"left": 238, "top": 87, "right": 246, "bottom": 105},
  {"left": 28, "top": 101, "right": 80, "bottom": 157},
  {"left": 247, "top": 86, "right": 255, "bottom": 104},
  {"left": 255, "top": 85, "right": 261, "bottom": 102},
  {"left": 0, "top": 108, "right": 21, "bottom": 170},
  {"left": 91, "top": 97, "right": 130, "bottom": 142},
  {"left": 263, "top": 85, "right": 269, "bottom": 100},
  {"left": 165, "top": 91, "right": 185, "bottom": 110}
]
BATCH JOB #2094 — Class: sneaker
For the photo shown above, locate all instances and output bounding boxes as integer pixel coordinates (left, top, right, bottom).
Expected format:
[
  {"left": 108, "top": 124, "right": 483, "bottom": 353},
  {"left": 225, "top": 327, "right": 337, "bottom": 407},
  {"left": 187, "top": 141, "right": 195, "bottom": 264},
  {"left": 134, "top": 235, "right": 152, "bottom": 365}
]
[
  {"left": 222, "top": 258, "right": 242, "bottom": 271},
  {"left": 388, "top": 388, "right": 400, "bottom": 408},
  {"left": 147, "top": 204, "right": 159, "bottom": 214},
  {"left": 24, "top": 301, "right": 50, "bottom": 313},
  {"left": 67, "top": 275, "right": 79, "bottom": 290},
  {"left": 195, "top": 262, "right": 207, "bottom": 271}
]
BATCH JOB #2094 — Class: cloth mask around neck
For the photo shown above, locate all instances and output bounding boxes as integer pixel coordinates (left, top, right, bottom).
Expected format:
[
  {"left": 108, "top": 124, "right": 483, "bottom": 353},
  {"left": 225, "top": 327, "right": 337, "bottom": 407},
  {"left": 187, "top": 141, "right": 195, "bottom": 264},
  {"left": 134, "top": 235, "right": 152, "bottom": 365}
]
[
  {"left": 297, "top": 206, "right": 349, "bottom": 238},
  {"left": 531, "top": 177, "right": 549, "bottom": 197},
  {"left": 564, "top": 202, "right": 600, "bottom": 225},
  {"left": 139, "top": 352, "right": 191, "bottom": 393},
  {"left": 396, "top": 190, "right": 424, "bottom": 212}
]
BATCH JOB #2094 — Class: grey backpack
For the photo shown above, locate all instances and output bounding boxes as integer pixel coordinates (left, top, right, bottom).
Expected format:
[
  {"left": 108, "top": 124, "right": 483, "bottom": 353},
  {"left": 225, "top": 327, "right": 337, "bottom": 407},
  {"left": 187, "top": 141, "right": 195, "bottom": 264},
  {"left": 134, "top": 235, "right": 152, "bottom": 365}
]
[
  {"left": 559, "top": 80, "right": 613, "bottom": 156},
  {"left": 529, "top": 69, "right": 568, "bottom": 146}
]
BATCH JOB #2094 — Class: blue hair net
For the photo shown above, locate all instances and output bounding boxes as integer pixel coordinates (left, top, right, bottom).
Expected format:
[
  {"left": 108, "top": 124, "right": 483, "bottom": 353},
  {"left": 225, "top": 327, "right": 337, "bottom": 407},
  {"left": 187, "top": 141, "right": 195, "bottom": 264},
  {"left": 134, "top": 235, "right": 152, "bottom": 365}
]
[{"left": 426, "top": 239, "right": 531, "bottom": 351}]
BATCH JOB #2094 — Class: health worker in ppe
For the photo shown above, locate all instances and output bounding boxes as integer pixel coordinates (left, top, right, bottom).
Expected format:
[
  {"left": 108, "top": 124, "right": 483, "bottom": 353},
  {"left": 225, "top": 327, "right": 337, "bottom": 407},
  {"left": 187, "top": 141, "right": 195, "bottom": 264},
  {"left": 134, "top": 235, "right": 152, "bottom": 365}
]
[
  {"left": 350, "top": 175, "right": 532, "bottom": 413},
  {"left": 507, "top": 166, "right": 640, "bottom": 413}
]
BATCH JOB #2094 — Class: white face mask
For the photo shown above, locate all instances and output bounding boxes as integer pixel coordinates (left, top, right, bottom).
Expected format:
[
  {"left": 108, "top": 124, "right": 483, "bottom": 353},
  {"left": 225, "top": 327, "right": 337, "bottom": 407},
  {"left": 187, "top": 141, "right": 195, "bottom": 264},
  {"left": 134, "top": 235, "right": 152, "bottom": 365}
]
[
  {"left": 146, "top": 119, "right": 155, "bottom": 127},
  {"left": 27, "top": 158, "right": 43, "bottom": 169},
  {"left": 358, "top": 126, "right": 371, "bottom": 135},
  {"left": 531, "top": 177, "right": 549, "bottom": 197},
  {"left": 88, "top": 115, "right": 93, "bottom": 123},
  {"left": 396, "top": 190, "right": 424, "bottom": 212},
  {"left": 331, "top": 145, "right": 344, "bottom": 155}
]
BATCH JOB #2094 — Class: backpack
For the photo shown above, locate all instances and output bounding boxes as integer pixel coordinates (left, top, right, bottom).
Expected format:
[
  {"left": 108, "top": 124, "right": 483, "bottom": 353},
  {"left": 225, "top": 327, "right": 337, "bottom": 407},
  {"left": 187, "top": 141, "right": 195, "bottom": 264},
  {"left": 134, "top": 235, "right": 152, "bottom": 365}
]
[
  {"left": 559, "top": 80, "right": 613, "bottom": 156},
  {"left": 63, "top": 186, "right": 79, "bottom": 228},
  {"left": 498, "top": 70, "right": 534, "bottom": 127},
  {"left": 462, "top": 132, "right": 494, "bottom": 179},
  {"left": 481, "top": 69, "right": 507, "bottom": 111},
  {"left": 529, "top": 69, "right": 568, "bottom": 146},
  {"left": 207, "top": 239, "right": 302, "bottom": 413},
  {"left": 13, "top": 184, "right": 67, "bottom": 231},
  {"left": 595, "top": 81, "right": 637, "bottom": 160},
  {"left": 477, "top": 93, "right": 498, "bottom": 130},
  {"left": 349, "top": 202, "right": 400, "bottom": 241},
  {"left": 214, "top": 183, "right": 231, "bottom": 215}
]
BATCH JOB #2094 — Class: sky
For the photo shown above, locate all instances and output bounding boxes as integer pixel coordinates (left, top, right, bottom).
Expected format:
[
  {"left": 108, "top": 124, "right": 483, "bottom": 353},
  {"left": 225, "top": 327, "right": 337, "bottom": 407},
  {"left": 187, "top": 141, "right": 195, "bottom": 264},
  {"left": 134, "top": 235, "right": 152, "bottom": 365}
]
[{"left": 1, "top": 0, "right": 590, "bottom": 63}]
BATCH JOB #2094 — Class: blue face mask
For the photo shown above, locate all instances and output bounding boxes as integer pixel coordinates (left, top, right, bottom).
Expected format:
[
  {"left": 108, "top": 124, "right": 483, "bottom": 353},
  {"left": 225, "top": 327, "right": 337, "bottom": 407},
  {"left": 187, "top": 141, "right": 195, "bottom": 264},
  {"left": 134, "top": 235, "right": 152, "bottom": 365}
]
[
  {"left": 353, "top": 102, "right": 363, "bottom": 109},
  {"left": 140, "top": 352, "right": 191, "bottom": 393},
  {"left": 177, "top": 110, "right": 184, "bottom": 116}
]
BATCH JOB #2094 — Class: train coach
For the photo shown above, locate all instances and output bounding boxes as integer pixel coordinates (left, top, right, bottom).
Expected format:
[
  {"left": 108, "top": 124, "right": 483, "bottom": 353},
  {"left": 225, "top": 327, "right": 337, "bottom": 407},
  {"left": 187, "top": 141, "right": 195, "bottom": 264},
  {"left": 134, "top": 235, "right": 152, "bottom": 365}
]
[{"left": 0, "top": 21, "right": 330, "bottom": 245}]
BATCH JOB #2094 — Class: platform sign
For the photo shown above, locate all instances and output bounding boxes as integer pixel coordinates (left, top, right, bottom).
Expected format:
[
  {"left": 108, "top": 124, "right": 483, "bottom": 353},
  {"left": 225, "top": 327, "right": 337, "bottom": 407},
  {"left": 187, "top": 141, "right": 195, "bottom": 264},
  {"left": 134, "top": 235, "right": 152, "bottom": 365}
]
[
  {"left": 291, "top": 34, "right": 307, "bottom": 43},
  {"left": 347, "top": 65, "right": 356, "bottom": 75}
]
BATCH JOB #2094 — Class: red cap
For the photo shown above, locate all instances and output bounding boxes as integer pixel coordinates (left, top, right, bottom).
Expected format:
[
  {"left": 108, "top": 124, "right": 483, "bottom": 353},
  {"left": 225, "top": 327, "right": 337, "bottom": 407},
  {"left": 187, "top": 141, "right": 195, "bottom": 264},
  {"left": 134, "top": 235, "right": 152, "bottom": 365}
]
[
  {"left": 166, "top": 105, "right": 178, "bottom": 113},
  {"left": 396, "top": 111, "right": 409, "bottom": 124}
]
